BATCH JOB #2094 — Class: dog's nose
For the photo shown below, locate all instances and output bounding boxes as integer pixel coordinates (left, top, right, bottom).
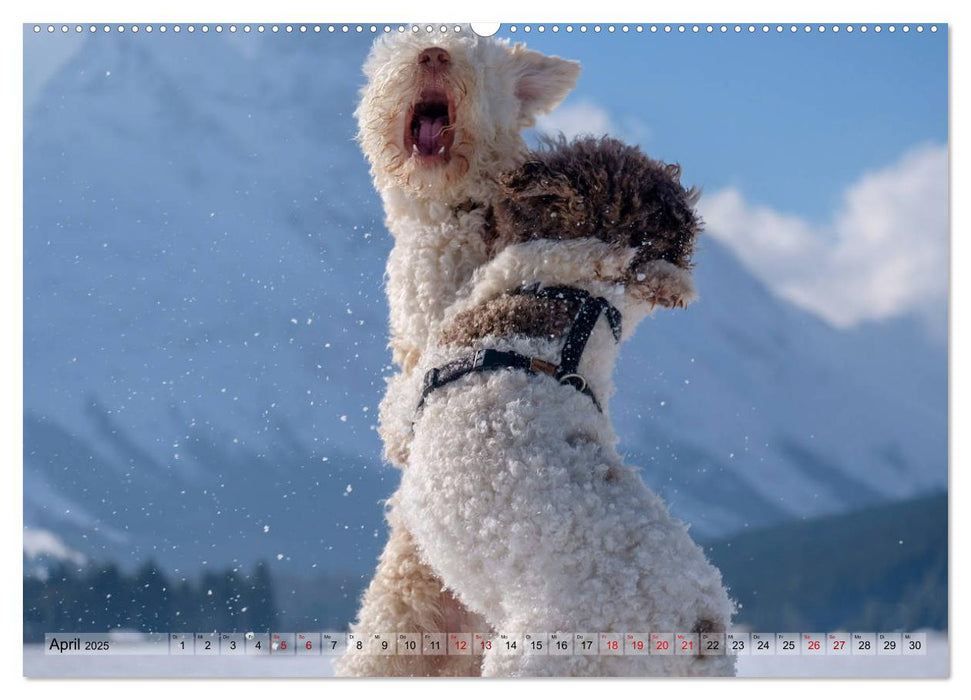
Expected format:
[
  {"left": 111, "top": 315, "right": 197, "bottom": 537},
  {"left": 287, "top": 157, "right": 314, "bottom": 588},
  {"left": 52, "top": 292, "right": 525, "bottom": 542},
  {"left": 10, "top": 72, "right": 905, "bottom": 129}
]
[{"left": 418, "top": 47, "right": 450, "bottom": 70}]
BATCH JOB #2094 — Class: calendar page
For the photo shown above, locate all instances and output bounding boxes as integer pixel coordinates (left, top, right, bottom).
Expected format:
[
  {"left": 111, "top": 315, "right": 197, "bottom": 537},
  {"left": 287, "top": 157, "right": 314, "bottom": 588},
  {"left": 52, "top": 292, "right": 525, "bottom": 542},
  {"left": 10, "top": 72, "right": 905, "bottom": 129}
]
[{"left": 22, "top": 15, "right": 949, "bottom": 680}]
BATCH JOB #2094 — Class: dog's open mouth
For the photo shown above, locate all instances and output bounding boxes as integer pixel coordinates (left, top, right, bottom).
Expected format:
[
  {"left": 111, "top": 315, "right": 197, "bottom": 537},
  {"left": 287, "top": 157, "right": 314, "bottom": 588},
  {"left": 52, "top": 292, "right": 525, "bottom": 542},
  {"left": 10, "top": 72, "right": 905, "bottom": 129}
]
[{"left": 404, "top": 88, "right": 455, "bottom": 164}]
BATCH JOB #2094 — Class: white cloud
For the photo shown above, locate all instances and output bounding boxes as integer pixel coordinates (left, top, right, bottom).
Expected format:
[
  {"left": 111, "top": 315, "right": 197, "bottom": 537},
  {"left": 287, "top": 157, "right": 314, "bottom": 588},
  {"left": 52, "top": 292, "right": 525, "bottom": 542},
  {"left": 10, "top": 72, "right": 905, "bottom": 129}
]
[
  {"left": 23, "top": 528, "right": 87, "bottom": 566},
  {"left": 536, "top": 100, "right": 652, "bottom": 148},
  {"left": 537, "top": 99, "right": 617, "bottom": 139},
  {"left": 700, "top": 143, "right": 948, "bottom": 329}
]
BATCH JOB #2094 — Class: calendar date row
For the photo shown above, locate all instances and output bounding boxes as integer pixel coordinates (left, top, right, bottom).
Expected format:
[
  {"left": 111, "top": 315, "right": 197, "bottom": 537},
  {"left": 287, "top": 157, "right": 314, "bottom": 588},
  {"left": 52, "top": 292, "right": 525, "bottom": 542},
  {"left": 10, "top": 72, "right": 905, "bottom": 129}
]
[{"left": 44, "top": 631, "right": 927, "bottom": 656}]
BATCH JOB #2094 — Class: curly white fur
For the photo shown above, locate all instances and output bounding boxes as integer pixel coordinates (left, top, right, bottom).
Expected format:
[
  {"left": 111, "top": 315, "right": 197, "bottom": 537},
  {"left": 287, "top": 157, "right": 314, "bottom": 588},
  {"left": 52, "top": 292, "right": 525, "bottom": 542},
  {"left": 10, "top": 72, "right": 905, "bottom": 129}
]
[
  {"left": 395, "top": 246, "right": 735, "bottom": 677},
  {"left": 336, "top": 29, "right": 579, "bottom": 678}
]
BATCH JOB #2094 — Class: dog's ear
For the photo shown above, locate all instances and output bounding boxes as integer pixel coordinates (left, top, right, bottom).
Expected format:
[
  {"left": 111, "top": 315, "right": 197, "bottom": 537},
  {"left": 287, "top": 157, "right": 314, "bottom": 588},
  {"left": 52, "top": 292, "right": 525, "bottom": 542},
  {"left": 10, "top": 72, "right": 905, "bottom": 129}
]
[{"left": 508, "top": 45, "right": 581, "bottom": 125}]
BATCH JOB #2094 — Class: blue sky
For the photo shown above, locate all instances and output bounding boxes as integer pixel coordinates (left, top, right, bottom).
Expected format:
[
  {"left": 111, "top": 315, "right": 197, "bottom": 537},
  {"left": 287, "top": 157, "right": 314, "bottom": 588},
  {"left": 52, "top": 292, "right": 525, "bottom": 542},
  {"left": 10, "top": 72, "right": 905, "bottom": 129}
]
[{"left": 505, "top": 27, "right": 947, "bottom": 220}]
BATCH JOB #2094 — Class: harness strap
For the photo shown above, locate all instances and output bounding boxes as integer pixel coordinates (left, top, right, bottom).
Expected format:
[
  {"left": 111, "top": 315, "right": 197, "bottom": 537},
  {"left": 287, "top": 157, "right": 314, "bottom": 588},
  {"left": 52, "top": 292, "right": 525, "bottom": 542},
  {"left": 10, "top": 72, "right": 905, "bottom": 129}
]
[
  {"left": 415, "top": 348, "right": 602, "bottom": 415},
  {"left": 514, "top": 284, "right": 623, "bottom": 343},
  {"left": 415, "top": 285, "right": 622, "bottom": 418}
]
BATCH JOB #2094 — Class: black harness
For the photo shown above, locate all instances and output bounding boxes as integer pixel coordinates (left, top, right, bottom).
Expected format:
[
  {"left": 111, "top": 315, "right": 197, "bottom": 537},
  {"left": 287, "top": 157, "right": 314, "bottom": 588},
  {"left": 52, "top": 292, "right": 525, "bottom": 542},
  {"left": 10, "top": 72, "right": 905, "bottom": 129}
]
[{"left": 416, "top": 285, "right": 622, "bottom": 416}]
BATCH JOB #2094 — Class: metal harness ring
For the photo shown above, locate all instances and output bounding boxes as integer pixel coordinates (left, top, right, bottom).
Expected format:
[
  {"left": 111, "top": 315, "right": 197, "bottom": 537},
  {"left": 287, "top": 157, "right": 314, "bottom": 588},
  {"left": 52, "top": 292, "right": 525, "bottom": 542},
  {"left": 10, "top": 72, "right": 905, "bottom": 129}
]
[{"left": 558, "top": 373, "right": 587, "bottom": 392}]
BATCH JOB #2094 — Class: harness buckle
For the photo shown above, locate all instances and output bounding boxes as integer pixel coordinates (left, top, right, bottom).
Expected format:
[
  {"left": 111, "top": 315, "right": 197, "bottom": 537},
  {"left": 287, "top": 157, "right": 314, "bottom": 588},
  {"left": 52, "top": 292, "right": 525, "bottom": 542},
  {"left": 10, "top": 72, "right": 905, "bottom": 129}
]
[
  {"left": 471, "top": 348, "right": 487, "bottom": 369},
  {"left": 421, "top": 367, "right": 440, "bottom": 395},
  {"left": 473, "top": 348, "right": 507, "bottom": 370}
]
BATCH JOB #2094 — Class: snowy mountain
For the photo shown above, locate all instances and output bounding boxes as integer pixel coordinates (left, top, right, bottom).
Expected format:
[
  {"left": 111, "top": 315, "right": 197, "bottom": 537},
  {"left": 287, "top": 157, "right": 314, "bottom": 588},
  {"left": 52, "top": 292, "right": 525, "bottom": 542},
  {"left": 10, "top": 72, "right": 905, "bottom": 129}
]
[{"left": 23, "top": 30, "right": 946, "bottom": 577}]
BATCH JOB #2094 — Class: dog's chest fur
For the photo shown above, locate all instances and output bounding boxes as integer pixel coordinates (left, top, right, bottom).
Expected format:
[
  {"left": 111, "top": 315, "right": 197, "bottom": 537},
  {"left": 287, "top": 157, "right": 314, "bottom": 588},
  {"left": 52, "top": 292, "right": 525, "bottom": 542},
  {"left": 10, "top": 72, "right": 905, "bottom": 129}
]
[{"left": 383, "top": 194, "right": 493, "bottom": 368}]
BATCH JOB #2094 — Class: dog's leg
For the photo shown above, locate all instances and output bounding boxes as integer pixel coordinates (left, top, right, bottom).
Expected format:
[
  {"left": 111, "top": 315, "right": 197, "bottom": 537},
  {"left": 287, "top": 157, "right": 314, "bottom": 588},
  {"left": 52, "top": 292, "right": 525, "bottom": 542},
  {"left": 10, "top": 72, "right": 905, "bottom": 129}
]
[{"left": 334, "top": 513, "right": 487, "bottom": 677}]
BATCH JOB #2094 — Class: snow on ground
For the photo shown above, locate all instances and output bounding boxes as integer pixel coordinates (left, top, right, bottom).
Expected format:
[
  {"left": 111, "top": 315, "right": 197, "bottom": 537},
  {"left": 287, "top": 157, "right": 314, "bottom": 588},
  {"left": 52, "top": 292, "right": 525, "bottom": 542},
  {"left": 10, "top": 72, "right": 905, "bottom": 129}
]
[{"left": 23, "top": 632, "right": 947, "bottom": 678}]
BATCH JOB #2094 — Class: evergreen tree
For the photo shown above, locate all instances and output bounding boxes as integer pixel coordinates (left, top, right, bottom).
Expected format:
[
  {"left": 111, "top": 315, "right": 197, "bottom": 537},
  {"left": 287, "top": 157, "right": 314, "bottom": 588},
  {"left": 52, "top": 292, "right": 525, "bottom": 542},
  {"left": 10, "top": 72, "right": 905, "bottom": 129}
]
[
  {"left": 245, "top": 560, "right": 277, "bottom": 632},
  {"left": 132, "top": 560, "right": 173, "bottom": 632}
]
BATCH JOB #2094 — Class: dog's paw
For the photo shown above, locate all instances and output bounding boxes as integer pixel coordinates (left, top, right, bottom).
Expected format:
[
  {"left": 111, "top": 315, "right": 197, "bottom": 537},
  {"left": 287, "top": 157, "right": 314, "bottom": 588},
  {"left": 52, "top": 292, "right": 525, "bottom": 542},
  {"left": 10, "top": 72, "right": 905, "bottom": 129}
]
[{"left": 627, "top": 259, "right": 697, "bottom": 309}]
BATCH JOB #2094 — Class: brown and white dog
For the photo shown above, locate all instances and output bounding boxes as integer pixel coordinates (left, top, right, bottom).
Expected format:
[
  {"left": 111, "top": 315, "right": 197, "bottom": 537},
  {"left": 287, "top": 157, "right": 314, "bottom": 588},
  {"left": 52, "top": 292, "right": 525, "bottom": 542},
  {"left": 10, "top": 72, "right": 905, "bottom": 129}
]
[{"left": 396, "top": 137, "right": 735, "bottom": 677}]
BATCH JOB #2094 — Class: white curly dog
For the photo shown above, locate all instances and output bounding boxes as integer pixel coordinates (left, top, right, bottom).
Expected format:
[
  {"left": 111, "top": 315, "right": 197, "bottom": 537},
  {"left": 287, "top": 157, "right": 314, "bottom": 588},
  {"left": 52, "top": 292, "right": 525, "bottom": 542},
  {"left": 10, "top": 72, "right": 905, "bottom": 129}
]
[
  {"left": 336, "top": 28, "right": 579, "bottom": 677},
  {"left": 397, "top": 138, "right": 737, "bottom": 677}
]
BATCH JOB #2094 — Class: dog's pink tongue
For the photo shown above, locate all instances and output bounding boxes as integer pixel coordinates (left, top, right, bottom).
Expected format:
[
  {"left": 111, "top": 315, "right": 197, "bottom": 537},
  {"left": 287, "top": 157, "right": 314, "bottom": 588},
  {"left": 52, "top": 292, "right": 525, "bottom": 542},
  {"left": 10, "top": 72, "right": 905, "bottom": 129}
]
[{"left": 418, "top": 116, "right": 447, "bottom": 155}]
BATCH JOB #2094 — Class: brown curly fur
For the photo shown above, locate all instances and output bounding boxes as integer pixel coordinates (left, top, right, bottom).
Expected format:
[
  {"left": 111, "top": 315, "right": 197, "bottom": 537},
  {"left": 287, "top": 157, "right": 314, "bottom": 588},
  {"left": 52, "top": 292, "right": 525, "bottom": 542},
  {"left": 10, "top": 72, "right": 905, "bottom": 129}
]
[
  {"left": 495, "top": 136, "right": 701, "bottom": 271},
  {"left": 440, "top": 294, "right": 577, "bottom": 346},
  {"left": 444, "top": 137, "right": 702, "bottom": 346}
]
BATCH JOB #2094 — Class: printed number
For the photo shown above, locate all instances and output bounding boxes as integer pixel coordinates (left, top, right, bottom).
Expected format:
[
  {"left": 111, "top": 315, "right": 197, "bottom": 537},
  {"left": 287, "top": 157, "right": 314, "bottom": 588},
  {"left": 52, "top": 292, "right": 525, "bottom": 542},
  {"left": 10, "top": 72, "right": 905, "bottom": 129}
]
[
  {"left": 884, "top": 640, "right": 896, "bottom": 651},
  {"left": 456, "top": 640, "right": 467, "bottom": 651},
  {"left": 230, "top": 640, "right": 237, "bottom": 650},
  {"left": 505, "top": 640, "right": 517, "bottom": 650},
  {"left": 580, "top": 640, "right": 593, "bottom": 651},
  {"left": 630, "top": 640, "right": 644, "bottom": 651},
  {"left": 782, "top": 640, "right": 795, "bottom": 650},
  {"left": 404, "top": 640, "right": 417, "bottom": 651},
  {"left": 280, "top": 641, "right": 287, "bottom": 650},
  {"left": 833, "top": 640, "right": 845, "bottom": 651},
  {"left": 331, "top": 640, "right": 339, "bottom": 650},
  {"left": 656, "top": 640, "right": 670, "bottom": 651},
  {"left": 706, "top": 640, "right": 719, "bottom": 650},
  {"left": 306, "top": 641, "right": 313, "bottom": 650},
  {"left": 757, "top": 640, "right": 769, "bottom": 650},
  {"left": 179, "top": 641, "right": 185, "bottom": 650},
  {"left": 355, "top": 640, "right": 364, "bottom": 650},
  {"left": 808, "top": 641, "right": 820, "bottom": 651},
  {"left": 530, "top": 640, "right": 543, "bottom": 651},
  {"left": 681, "top": 640, "right": 694, "bottom": 651},
  {"left": 205, "top": 641, "right": 212, "bottom": 651},
  {"left": 909, "top": 640, "right": 922, "bottom": 651},
  {"left": 480, "top": 640, "right": 492, "bottom": 651},
  {"left": 859, "top": 640, "right": 871, "bottom": 650},
  {"left": 732, "top": 640, "right": 745, "bottom": 651},
  {"left": 381, "top": 641, "right": 389, "bottom": 651},
  {"left": 555, "top": 641, "right": 569, "bottom": 651},
  {"left": 606, "top": 640, "right": 619, "bottom": 651},
  {"left": 429, "top": 641, "right": 441, "bottom": 650},
  {"left": 255, "top": 641, "right": 262, "bottom": 650}
]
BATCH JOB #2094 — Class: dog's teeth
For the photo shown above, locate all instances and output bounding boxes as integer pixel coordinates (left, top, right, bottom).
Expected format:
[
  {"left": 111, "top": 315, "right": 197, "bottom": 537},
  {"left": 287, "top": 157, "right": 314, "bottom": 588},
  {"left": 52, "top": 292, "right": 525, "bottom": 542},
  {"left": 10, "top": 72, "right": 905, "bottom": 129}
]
[
  {"left": 412, "top": 144, "right": 420, "bottom": 154},
  {"left": 438, "top": 146, "right": 445, "bottom": 155}
]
